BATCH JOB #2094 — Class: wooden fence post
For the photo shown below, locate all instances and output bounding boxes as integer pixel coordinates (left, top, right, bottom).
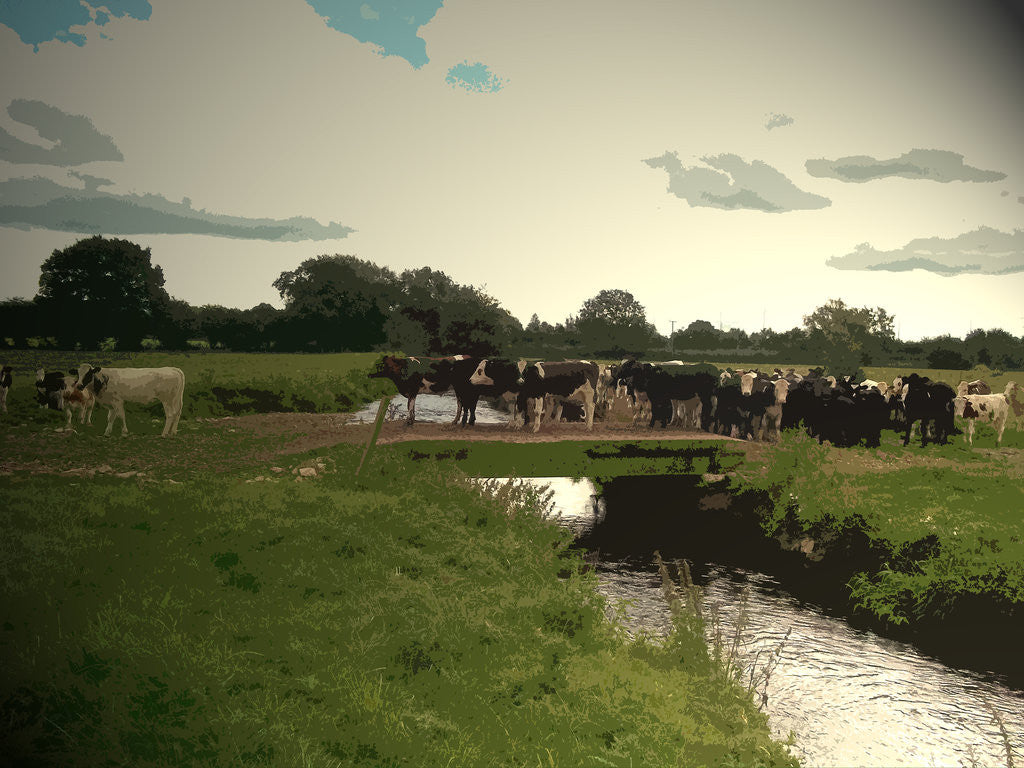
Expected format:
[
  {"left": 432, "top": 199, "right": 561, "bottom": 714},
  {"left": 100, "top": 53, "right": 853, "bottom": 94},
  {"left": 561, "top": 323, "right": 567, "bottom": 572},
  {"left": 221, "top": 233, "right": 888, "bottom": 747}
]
[{"left": 355, "top": 394, "right": 392, "bottom": 476}]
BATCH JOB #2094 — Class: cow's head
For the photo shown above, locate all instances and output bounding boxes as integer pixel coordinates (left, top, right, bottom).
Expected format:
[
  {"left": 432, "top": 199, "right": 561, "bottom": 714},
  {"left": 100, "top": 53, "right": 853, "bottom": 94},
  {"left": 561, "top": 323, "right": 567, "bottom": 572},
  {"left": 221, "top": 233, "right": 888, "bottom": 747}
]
[
  {"left": 76, "top": 364, "right": 106, "bottom": 394},
  {"left": 773, "top": 378, "right": 790, "bottom": 405},
  {"left": 368, "top": 355, "right": 405, "bottom": 380},
  {"left": 470, "top": 359, "right": 492, "bottom": 386}
]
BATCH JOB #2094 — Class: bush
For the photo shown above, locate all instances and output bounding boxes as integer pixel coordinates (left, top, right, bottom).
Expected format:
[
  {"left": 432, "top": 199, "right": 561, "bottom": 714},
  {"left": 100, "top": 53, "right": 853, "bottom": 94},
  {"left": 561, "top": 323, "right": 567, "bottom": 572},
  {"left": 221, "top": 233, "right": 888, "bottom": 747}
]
[{"left": 926, "top": 347, "right": 971, "bottom": 370}]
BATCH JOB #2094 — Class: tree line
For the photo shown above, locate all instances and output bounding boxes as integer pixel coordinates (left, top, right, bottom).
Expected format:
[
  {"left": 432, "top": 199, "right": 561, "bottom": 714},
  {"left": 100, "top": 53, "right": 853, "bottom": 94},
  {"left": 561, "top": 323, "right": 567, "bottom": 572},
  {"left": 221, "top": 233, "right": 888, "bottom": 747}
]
[{"left": 2, "top": 235, "right": 1022, "bottom": 373}]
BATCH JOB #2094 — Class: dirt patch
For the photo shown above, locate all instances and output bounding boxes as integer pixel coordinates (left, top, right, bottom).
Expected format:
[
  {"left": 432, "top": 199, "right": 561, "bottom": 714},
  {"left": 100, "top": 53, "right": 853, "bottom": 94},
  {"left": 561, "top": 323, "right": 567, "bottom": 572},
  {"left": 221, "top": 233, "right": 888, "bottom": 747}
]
[{"left": 225, "top": 411, "right": 744, "bottom": 455}]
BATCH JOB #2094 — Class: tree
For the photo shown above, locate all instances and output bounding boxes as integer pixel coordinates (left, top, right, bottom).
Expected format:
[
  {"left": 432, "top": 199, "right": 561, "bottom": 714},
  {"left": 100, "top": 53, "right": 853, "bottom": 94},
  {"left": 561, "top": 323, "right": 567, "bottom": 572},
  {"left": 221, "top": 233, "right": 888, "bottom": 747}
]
[
  {"left": 36, "top": 236, "right": 173, "bottom": 349},
  {"left": 672, "top": 319, "right": 722, "bottom": 351},
  {"left": 273, "top": 255, "right": 395, "bottom": 352},
  {"left": 576, "top": 289, "right": 652, "bottom": 356},
  {"left": 803, "top": 298, "right": 896, "bottom": 368},
  {"left": 386, "top": 267, "right": 520, "bottom": 356}
]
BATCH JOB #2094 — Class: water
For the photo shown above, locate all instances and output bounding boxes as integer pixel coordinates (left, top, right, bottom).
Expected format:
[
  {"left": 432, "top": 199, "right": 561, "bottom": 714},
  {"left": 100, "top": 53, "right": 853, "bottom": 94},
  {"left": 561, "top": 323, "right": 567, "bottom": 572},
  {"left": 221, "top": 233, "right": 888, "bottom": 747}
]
[
  {"left": 348, "top": 392, "right": 509, "bottom": 425},
  {"left": 475, "top": 476, "right": 1024, "bottom": 768}
]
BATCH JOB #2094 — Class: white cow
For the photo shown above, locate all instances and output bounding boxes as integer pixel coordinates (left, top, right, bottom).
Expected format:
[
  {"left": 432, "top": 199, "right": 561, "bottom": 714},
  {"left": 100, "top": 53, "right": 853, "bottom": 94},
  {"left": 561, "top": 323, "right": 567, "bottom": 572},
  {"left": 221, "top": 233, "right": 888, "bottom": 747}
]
[
  {"left": 953, "top": 381, "right": 1019, "bottom": 447},
  {"left": 75, "top": 364, "right": 185, "bottom": 437}
]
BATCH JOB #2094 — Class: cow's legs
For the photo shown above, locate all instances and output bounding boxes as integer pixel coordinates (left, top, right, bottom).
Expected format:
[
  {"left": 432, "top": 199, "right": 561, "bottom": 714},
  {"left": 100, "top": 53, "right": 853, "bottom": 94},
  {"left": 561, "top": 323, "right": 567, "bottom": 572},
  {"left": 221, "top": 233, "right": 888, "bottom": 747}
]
[
  {"left": 405, "top": 396, "right": 416, "bottom": 426},
  {"left": 967, "top": 420, "right": 975, "bottom": 446}
]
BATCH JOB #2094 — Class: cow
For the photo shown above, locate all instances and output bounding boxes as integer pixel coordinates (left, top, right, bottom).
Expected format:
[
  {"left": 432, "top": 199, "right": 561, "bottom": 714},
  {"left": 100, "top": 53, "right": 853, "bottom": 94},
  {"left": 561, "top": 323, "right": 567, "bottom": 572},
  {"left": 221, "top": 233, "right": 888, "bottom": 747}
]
[
  {"left": 34, "top": 369, "right": 94, "bottom": 429},
  {"left": 0, "top": 365, "right": 11, "bottom": 413},
  {"left": 900, "top": 373, "right": 955, "bottom": 446},
  {"left": 956, "top": 379, "right": 992, "bottom": 397},
  {"left": 367, "top": 355, "right": 481, "bottom": 427},
  {"left": 761, "top": 378, "right": 790, "bottom": 442},
  {"left": 469, "top": 358, "right": 529, "bottom": 428},
  {"left": 615, "top": 360, "right": 717, "bottom": 431},
  {"left": 516, "top": 360, "right": 599, "bottom": 433},
  {"left": 954, "top": 381, "right": 1019, "bottom": 447},
  {"left": 75, "top": 364, "right": 185, "bottom": 437}
]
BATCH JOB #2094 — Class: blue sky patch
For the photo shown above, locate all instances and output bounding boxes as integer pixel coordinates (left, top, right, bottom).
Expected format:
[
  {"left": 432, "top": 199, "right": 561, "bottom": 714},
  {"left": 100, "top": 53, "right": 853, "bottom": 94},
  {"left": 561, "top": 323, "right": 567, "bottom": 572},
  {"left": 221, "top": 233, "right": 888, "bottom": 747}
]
[
  {"left": 305, "top": 0, "right": 444, "bottom": 69},
  {"left": 0, "top": 0, "right": 152, "bottom": 51},
  {"left": 445, "top": 61, "right": 506, "bottom": 93}
]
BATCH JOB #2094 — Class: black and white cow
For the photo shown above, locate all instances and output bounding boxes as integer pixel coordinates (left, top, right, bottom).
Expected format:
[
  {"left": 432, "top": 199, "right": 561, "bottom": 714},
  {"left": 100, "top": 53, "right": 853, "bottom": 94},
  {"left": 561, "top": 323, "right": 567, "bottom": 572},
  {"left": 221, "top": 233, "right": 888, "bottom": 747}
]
[
  {"left": 0, "top": 365, "right": 11, "bottom": 413},
  {"left": 468, "top": 358, "right": 528, "bottom": 427},
  {"left": 515, "top": 360, "right": 599, "bottom": 432},
  {"left": 75, "top": 364, "right": 185, "bottom": 437},
  {"left": 367, "top": 355, "right": 481, "bottom": 426},
  {"left": 35, "top": 368, "right": 96, "bottom": 428}
]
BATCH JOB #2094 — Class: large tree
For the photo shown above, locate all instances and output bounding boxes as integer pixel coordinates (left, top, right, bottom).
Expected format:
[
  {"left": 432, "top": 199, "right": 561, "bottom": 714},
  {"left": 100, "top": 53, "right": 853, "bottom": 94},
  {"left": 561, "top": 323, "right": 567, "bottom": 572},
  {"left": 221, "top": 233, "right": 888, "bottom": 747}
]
[
  {"left": 576, "top": 289, "right": 652, "bottom": 356},
  {"left": 388, "top": 267, "right": 520, "bottom": 356},
  {"left": 36, "top": 235, "right": 172, "bottom": 349},
  {"left": 802, "top": 298, "right": 896, "bottom": 370},
  {"left": 273, "top": 254, "right": 395, "bottom": 352}
]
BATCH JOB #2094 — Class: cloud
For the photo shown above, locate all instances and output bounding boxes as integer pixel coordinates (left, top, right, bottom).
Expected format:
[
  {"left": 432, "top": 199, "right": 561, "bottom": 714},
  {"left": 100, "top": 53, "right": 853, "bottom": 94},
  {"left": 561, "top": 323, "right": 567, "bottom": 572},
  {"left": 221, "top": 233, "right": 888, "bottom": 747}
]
[
  {"left": 304, "top": 0, "right": 444, "bottom": 68},
  {"left": 0, "top": 99, "right": 124, "bottom": 166},
  {"left": 806, "top": 149, "right": 1006, "bottom": 183},
  {"left": 827, "top": 226, "right": 1024, "bottom": 276},
  {"left": 0, "top": 177, "right": 354, "bottom": 241},
  {"left": 643, "top": 152, "right": 831, "bottom": 213},
  {"left": 0, "top": 0, "right": 151, "bottom": 50},
  {"left": 765, "top": 113, "right": 794, "bottom": 130},
  {"left": 445, "top": 61, "right": 507, "bottom": 93}
]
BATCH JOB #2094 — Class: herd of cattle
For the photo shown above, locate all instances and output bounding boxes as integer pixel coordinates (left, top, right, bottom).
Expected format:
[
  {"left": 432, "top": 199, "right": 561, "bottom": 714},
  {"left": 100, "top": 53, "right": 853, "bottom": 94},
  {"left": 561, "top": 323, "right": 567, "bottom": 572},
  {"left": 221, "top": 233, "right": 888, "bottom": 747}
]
[
  {"left": 367, "top": 355, "right": 1023, "bottom": 448},
  {"left": 2, "top": 355, "right": 1018, "bottom": 448}
]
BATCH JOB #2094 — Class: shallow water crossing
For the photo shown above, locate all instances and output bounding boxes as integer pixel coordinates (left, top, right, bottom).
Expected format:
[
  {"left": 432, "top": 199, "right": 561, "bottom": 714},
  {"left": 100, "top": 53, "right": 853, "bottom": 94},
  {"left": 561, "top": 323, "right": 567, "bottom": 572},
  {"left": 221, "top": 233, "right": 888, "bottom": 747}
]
[{"left": 475, "top": 476, "right": 1024, "bottom": 767}]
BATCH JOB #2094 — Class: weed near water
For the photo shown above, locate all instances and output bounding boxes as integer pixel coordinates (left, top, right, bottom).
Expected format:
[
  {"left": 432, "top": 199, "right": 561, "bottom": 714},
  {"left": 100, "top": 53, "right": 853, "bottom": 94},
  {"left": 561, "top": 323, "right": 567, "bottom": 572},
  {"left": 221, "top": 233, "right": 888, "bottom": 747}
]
[
  {"left": 1, "top": 448, "right": 797, "bottom": 767},
  {"left": 748, "top": 431, "right": 1024, "bottom": 628}
]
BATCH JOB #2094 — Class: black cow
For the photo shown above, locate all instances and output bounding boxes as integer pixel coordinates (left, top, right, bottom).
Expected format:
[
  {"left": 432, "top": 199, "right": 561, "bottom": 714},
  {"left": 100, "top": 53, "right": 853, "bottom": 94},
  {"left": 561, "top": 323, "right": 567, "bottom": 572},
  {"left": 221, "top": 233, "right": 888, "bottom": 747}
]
[
  {"left": 901, "top": 373, "right": 956, "bottom": 446},
  {"left": 367, "top": 355, "right": 481, "bottom": 426},
  {"left": 0, "top": 365, "right": 11, "bottom": 413},
  {"left": 708, "top": 383, "right": 746, "bottom": 438},
  {"left": 614, "top": 360, "right": 717, "bottom": 430},
  {"left": 515, "top": 360, "right": 599, "bottom": 432},
  {"left": 34, "top": 369, "right": 67, "bottom": 411}
]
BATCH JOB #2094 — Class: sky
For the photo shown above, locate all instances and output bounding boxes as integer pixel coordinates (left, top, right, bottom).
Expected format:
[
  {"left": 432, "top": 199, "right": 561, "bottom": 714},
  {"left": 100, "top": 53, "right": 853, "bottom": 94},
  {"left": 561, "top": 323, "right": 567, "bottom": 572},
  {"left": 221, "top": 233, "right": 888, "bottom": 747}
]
[{"left": 1, "top": 0, "right": 1023, "bottom": 342}]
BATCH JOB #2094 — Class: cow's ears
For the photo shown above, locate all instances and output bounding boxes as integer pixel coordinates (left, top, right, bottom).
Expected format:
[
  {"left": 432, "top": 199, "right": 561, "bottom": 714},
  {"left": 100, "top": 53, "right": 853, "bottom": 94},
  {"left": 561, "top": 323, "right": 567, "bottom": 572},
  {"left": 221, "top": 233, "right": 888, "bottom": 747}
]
[{"left": 91, "top": 367, "right": 102, "bottom": 374}]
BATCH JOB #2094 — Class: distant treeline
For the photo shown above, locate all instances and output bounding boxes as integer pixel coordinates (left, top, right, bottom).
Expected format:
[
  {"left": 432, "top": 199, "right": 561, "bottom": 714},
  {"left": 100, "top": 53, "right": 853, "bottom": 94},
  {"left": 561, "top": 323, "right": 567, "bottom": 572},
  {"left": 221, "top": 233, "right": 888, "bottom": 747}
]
[{"left": 2, "top": 235, "right": 1022, "bottom": 373}]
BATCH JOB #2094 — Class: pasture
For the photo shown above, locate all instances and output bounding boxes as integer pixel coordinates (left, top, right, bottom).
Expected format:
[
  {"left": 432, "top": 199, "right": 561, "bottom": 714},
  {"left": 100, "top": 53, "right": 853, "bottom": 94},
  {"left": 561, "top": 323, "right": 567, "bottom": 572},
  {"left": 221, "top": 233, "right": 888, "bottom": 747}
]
[{"left": 3, "top": 349, "right": 1023, "bottom": 764}]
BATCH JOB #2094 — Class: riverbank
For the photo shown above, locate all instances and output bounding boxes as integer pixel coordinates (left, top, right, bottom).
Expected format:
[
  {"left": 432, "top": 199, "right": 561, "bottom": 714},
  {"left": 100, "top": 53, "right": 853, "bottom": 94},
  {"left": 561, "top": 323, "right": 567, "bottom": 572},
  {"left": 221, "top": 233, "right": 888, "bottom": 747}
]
[{"left": 0, "top": 443, "right": 798, "bottom": 767}]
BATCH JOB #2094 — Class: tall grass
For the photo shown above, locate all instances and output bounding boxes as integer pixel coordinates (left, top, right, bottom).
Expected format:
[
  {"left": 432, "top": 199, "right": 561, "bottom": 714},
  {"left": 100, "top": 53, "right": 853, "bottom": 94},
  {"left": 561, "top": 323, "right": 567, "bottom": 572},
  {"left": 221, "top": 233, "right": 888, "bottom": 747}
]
[{"left": 0, "top": 448, "right": 797, "bottom": 767}]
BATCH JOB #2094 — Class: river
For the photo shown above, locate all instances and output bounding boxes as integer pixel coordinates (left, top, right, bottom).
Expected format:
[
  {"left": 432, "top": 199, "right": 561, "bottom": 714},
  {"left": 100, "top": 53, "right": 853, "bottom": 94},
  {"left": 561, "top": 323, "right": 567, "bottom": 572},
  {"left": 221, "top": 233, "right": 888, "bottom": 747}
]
[{"left": 477, "top": 476, "right": 1024, "bottom": 768}]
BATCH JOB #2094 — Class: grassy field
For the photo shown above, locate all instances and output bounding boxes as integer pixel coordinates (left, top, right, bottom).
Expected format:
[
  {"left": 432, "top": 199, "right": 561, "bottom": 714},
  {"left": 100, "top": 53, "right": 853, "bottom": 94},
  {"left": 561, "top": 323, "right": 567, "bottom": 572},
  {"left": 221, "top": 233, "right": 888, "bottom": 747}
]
[{"left": 0, "top": 442, "right": 798, "bottom": 767}]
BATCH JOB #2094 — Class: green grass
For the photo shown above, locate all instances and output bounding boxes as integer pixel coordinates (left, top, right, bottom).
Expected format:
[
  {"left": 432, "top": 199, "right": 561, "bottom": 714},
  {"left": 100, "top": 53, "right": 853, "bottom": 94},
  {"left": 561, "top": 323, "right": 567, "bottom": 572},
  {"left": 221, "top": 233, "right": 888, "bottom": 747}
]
[
  {"left": 746, "top": 431, "right": 1024, "bottom": 627},
  {"left": 0, "top": 448, "right": 797, "bottom": 767}
]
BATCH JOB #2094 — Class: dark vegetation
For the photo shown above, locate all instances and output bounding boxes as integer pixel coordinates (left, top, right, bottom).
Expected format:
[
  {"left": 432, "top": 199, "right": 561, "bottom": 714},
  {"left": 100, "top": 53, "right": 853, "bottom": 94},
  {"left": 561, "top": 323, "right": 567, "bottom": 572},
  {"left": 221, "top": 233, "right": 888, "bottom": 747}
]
[{"left": 3, "top": 236, "right": 1023, "bottom": 376}]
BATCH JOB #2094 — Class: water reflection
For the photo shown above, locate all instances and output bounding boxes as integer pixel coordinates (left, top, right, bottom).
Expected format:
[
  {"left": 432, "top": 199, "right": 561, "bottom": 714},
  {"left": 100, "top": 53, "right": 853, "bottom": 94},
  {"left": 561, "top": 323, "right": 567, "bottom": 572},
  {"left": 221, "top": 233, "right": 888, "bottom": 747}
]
[
  {"left": 349, "top": 393, "right": 508, "bottom": 424},
  {"left": 475, "top": 476, "right": 1024, "bottom": 768}
]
